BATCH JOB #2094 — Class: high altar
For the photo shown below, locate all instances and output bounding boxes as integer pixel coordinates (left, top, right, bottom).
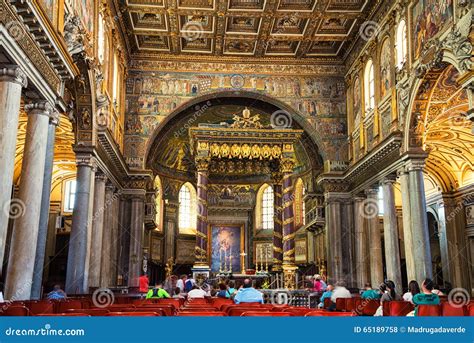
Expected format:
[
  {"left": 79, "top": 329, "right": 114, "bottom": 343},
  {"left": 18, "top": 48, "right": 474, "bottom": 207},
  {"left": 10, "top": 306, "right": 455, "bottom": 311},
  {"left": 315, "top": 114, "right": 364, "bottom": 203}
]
[{"left": 189, "top": 108, "right": 302, "bottom": 289}]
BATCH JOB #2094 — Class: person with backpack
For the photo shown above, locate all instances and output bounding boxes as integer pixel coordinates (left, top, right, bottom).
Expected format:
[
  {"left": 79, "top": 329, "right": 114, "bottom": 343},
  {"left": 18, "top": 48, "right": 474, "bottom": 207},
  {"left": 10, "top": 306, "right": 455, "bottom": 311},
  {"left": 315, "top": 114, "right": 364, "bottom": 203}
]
[{"left": 146, "top": 282, "right": 170, "bottom": 299}]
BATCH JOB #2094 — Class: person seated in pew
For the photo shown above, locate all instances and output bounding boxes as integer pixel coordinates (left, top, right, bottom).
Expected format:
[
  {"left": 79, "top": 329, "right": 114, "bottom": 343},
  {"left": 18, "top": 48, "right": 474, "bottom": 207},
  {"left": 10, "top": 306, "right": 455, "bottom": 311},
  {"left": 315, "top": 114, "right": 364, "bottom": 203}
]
[
  {"left": 139, "top": 273, "right": 149, "bottom": 298},
  {"left": 412, "top": 278, "right": 440, "bottom": 316},
  {"left": 146, "top": 282, "right": 170, "bottom": 299},
  {"left": 187, "top": 285, "right": 210, "bottom": 299},
  {"left": 403, "top": 280, "right": 420, "bottom": 304},
  {"left": 216, "top": 283, "right": 228, "bottom": 298},
  {"left": 47, "top": 284, "right": 67, "bottom": 300},
  {"left": 431, "top": 283, "right": 445, "bottom": 296},
  {"left": 234, "top": 279, "right": 263, "bottom": 304},
  {"left": 329, "top": 281, "right": 351, "bottom": 311},
  {"left": 361, "top": 283, "right": 381, "bottom": 300},
  {"left": 318, "top": 284, "right": 334, "bottom": 308},
  {"left": 374, "top": 280, "right": 401, "bottom": 316},
  {"left": 226, "top": 281, "right": 236, "bottom": 299},
  {"left": 172, "top": 287, "right": 186, "bottom": 299}
]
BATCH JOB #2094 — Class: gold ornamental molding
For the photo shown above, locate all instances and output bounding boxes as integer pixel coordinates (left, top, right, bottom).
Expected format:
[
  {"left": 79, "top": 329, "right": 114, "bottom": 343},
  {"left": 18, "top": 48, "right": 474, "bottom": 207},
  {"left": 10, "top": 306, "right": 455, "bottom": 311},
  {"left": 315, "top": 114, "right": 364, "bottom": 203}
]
[{"left": 0, "top": 2, "right": 62, "bottom": 92}]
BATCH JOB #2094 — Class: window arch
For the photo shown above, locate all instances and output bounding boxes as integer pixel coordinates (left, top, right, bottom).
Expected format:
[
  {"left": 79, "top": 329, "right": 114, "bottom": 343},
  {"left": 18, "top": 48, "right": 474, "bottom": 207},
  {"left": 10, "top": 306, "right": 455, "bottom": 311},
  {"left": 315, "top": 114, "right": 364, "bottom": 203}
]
[
  {"left": 178, "top": 182, "right": 197, "bottom": 234},
  {"left": 396, "top": 20, "right": 407, "bottom": 69},
  {"left": 364, "top": 59, "right": 375, "bottom": 113},
  {"left": 294, "top": 178, "right": 306, "bottom": 227},
  {"left": 255, "top": 184, "right": 274, "bottom": 230},
  {"left": 97, "top": 13, "right": 106, "bottom": 64}
]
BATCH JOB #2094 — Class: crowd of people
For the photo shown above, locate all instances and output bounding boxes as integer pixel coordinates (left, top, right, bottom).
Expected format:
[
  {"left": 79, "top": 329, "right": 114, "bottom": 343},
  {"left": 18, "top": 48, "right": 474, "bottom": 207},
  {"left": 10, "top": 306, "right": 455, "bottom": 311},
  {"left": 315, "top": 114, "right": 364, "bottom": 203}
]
[
  {"left": 308, "top": 273, "right": 444, "bottom": 316},
  {"left": 37, "top": 272, "right": 446, "bottom": 316}
]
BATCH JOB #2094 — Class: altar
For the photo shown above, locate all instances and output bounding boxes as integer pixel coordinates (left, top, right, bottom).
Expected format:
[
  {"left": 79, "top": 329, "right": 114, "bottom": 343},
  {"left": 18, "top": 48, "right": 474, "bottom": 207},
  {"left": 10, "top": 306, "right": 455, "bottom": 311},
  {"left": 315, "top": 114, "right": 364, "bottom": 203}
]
[{"left": 188, "top": 108, "right": 303, "bottom": 289}]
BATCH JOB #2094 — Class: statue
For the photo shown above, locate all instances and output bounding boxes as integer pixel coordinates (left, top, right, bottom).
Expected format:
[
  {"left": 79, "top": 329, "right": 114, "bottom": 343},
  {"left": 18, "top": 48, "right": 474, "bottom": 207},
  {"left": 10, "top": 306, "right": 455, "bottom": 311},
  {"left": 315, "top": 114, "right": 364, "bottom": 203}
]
[
  {"left": 165, "top": 257, "right": 174, "bottom": 280},
  {"left": 64, "top": 15, "right": 87, "bottom": 56}
]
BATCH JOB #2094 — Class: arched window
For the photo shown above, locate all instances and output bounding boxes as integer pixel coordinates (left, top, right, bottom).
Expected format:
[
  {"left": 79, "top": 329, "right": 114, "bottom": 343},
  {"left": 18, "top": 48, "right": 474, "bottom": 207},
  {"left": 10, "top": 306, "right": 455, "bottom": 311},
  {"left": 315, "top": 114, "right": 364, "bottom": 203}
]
[
  {"left": 63, "top": 179, "right": 77, "bottom": 213},
  {"left": 97, "top": 13, "right": 105, "bottom": 64},
  {"left": 178, "top": 182, "right": 197, "bottom": 234},
  {"left": 294, "top": 178, "right": 306, "bottom": 227},
  {"left": 396, "top": 20, "right": 407, "bottom": 69},
  {"left": 364, "top": 59, "right": 375, "bottom": 113},
  {"left": 256, "top": 184, "right": 274, "bottom": 230},
  {"left": 262, "top": 186, "right": 274, "bottom": 230}
]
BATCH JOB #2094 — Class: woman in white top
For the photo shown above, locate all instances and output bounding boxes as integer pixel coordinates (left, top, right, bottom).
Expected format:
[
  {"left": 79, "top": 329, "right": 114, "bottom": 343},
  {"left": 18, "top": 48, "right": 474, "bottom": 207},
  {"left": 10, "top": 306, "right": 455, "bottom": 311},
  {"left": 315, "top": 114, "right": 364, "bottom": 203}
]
[{"left": 402, "top": 280, "right": 420, "bottom": 304}]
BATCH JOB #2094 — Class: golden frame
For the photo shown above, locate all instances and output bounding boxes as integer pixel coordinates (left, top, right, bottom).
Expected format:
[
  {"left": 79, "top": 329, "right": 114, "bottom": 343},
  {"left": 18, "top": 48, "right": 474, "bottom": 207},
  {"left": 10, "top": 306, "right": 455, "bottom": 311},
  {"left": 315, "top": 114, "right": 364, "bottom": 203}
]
[
  {"left": 207, "top": 223, "right": 245, "bottom": 267},
  {"left": 295, "top": 237, "right": 308, "bottom": 263}
]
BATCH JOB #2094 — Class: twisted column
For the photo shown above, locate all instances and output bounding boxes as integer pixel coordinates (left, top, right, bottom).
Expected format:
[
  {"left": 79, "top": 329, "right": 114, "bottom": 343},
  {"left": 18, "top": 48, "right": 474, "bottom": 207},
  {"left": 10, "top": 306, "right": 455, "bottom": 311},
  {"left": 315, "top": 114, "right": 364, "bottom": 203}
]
[
  {"left": 281, "top": 158, "right": 297, "bottom": 289},
  {"left": 272, "top": 172, "right": 283, "bottom": 272},
  {"left": 194, "top": 158, "right": 210, "bottom": 267}
]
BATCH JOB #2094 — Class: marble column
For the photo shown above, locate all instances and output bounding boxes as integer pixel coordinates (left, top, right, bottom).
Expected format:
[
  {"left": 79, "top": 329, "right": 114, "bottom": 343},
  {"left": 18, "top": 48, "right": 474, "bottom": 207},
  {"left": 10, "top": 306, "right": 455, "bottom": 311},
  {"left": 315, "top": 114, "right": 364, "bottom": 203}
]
[
  {"left": 365, "top": 187, "right": 384, "bottom": 287},
  {"left": 4, "top": 101, "right": 52, "bottom": 300},
  {"left": 109, "top": 189, "right": 120, "bottom": 285},
  {"left": 88, "top": 172, "right": 107, "bottom": 289},
  {"left": 31, "top": 112, "right": 59, "bottom": 300},
  {"left": 354, "top": 196, "right": 370, "bottom": 289},
  {"left": 163, "top": 200, "right": 178, "bottom": 264},
  {"left": 281, "top": 159, "right": 297, "bottom": 289},
  {"left": 100, "top": 183, "right": 115, "bottom": 288},
  {"left": 194, "top": 158, "right": 210, "bottom": 268},
  {"left": 325, "top": 193, "right": 343, "bottom": 283},
  {"left": 65, "top": 156, "right": 95, "bottom": 294},
  {"left": 398, "top": 167, "right": 416, "bottom": 282},
  {"left": 382, "top": 176, "right": 402, "bottom": 290},
  {"left": 272, "top": 172, "right": 283, "bottom": 272},
  {"left": 0, "top": 67, "right": 27, "bottom": 276},
  {"left": 407, "top": 160, "right": 432, "bottom": 281},
  {"left": 128, "top": 195, "right": 145, "bottom": 288}
]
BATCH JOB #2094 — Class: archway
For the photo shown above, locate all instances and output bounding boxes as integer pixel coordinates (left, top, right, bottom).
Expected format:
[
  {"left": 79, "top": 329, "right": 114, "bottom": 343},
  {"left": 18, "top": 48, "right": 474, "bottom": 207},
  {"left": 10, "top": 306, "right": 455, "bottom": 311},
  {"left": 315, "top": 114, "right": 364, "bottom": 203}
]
[{"left": 405, "top": 61, "right": 473, "bottom": 290}]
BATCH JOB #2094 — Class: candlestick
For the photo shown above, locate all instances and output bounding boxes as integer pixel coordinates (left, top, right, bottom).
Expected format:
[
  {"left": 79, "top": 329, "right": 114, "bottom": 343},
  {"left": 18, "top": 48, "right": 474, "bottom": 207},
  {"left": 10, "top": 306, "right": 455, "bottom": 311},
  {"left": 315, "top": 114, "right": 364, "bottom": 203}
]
[
  {"left": 240, "top": 251, "right": 246, "bottom": 275},
  {"left": 219, "top": 248, "right": 223, "bottom": 273},
  {"left": 229, "top": 255, "right": 233, "bottom": 273}
]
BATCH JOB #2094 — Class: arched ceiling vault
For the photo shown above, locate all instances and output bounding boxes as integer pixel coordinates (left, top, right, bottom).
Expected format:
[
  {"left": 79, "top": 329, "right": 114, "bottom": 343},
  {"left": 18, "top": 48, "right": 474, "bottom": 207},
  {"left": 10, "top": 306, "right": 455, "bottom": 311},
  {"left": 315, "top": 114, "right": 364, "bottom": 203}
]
[
  {"left": 417, "top": 65, "right": 473, "bottom": 191},
  {"left": 14, "top": 112, "right": 76, "bottom": 187}
]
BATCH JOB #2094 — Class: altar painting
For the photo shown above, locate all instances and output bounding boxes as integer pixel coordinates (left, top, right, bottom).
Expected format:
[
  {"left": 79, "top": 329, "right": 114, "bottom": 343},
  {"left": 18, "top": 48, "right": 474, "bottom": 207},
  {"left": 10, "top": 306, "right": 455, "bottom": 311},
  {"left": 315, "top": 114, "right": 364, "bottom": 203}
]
[{"left": 209, "top": 224, "right": 244, "bottom": 272}]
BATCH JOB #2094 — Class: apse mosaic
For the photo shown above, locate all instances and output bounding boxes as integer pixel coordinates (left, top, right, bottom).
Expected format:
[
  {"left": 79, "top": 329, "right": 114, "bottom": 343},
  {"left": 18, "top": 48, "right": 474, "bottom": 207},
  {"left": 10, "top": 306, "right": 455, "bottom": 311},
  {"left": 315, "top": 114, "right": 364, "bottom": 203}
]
[{"left": 124, "top": 72, "right": 347, "bottom": 169}]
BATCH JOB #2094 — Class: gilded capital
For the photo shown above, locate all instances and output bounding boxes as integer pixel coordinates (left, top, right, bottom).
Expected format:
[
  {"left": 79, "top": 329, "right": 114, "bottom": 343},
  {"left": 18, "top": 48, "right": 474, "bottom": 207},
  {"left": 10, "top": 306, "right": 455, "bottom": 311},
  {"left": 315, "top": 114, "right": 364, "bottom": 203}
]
[
  {"left": 0, "top": 66, "right": 27, "bottom": 88},
  {"left": 195, "top": 157, "right": 210, "bottom": 172},
  {"left": 280, "top": 158, "right": 296, "bottom": 174}
]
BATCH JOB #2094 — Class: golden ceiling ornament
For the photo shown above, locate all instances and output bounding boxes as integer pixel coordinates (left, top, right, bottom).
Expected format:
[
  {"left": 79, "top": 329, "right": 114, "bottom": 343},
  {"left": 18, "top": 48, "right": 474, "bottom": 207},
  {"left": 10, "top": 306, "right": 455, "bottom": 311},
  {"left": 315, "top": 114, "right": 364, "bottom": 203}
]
[{"left": 230, "top": 107, "right": 263, "bottom": 129}]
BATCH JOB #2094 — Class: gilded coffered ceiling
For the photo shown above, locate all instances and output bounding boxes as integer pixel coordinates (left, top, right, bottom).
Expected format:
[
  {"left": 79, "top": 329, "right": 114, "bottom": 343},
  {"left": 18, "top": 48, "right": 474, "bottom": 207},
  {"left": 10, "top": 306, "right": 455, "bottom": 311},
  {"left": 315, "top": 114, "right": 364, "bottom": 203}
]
[{"left": 118, "top": 0, "right": 377, "bottom": 61}]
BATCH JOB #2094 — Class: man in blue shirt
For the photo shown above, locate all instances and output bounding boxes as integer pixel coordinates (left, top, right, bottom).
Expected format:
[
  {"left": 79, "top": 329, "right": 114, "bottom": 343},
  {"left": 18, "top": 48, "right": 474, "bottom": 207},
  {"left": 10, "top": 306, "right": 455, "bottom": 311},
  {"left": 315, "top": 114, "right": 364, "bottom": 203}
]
[
  {"left": 318, "top": 284, "right": 333, "bottom": 308},
  {"left": 234, "top": 279, "right": 263, "bottom": 304}
]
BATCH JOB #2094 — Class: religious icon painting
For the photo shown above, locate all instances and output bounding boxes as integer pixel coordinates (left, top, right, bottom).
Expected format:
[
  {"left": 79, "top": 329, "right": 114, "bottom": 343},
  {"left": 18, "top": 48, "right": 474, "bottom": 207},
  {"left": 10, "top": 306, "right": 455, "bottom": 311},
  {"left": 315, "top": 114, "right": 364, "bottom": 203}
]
[{"left": 208, "top": 224, "right": 244, "bottom": 272}]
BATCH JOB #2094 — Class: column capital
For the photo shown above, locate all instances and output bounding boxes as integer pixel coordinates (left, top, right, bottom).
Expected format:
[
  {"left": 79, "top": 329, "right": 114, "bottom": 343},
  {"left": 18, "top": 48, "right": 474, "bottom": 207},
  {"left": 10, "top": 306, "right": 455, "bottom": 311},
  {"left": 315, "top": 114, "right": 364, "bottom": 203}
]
[
  {"left": 95, "top": 172, "right": 108, "bottom": 182},
  {"left": 280, "top": 157, "right": 296, "bottom": 174},
  {"left": 365, "top": 187, "right": 379, "bottom": 197},
  {"left": 405, "top": 159, "right": 426, "bottom": 172},
  {"left": 381, "top": 174, "right": 398, "bottom": 185},
  {"left": 76, "top": 155, "right": 95, "bottom": 168},
  {"left": 0, "top": 66, "right": 27, "bottom": 88},
  {"left": 195, "top": 157, "right": 210, "bottom": 172},
  {"left": 25, "top": 101, "right": 54, "bottom": 118}
]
